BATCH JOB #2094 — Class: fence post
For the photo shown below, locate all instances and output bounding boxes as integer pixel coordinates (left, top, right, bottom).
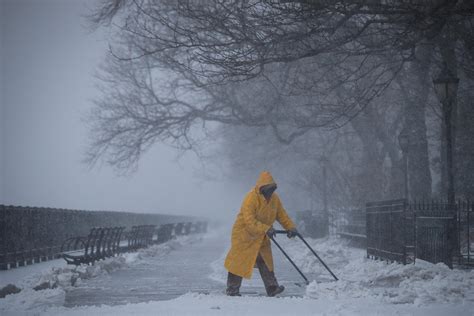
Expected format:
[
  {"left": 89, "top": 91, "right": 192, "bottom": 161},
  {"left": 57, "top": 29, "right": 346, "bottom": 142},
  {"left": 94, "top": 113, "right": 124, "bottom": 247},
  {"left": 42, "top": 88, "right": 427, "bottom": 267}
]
[
  {"left": 412, "top": 202, "right": 416, "bottom": 265},
  {"left": 402, "top": 200, "right": 407, "bottom": 265},
  {"left": 366, "top": 203, "right": 369, "bottom": 259},
  {"left": 457, "top": 201, "right": 461, "bottom": 266},
  {"left": 468, "top": 202, "right": 471, "bottom": 265},
  {"left": 389, "top": 202, "right": 393, "bottom": 262}
]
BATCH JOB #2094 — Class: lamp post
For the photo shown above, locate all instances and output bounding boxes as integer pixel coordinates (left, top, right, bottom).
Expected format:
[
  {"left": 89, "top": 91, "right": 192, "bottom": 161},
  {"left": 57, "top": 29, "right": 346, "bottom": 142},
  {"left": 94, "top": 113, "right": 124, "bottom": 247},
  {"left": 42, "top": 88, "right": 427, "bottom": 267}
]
[
  {"left": 433, "top": 62, "right": 459, "bottom": 206},
  {"left": 398, "top": 127, "right": 410, "bottom": 201},
  {"left": 433, "top": 62, "right": 460, "bottom": 265}
]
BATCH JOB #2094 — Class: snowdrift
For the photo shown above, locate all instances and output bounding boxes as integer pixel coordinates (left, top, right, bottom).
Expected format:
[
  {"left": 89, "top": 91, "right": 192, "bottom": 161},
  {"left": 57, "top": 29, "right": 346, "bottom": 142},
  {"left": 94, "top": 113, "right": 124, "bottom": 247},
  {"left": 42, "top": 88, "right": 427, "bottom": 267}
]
[{"left": 280, "top": 236, "right": 474, "bottom": 305}]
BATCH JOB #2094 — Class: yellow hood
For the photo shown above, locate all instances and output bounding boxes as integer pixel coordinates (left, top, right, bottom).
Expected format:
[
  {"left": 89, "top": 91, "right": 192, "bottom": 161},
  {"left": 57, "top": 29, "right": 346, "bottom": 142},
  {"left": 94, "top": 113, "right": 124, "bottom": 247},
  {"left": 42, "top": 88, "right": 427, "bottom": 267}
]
[{"left": 255, "top": 171, "right": 276, "bottom": 190}]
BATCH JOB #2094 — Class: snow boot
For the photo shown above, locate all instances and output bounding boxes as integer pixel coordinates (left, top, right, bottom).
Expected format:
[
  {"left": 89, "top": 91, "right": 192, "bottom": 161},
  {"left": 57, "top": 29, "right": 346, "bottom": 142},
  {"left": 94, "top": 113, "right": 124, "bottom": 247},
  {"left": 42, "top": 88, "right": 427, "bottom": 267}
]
[{"left": 267, "top": 285, "right": 284, "bottom": 297}]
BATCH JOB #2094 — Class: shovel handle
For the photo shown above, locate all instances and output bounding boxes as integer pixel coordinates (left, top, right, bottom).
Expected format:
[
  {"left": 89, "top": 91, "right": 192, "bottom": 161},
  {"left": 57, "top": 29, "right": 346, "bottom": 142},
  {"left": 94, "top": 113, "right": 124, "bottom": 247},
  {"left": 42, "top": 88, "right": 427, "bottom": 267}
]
[
  {"left": 272, "top": 229, "right": 338, "bottom": 281},
  {"left": 269, "top": 236, "right": 309, "bottom": 285},
  {"left": 296, "top": 233, "right": 338, "bottom": 281}
]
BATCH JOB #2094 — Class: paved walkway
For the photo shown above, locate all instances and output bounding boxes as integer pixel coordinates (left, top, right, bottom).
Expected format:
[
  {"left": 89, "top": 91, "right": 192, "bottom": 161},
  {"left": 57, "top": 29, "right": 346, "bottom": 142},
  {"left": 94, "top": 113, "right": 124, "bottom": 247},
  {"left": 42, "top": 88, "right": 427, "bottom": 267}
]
[{"left": 65, "top": 228, "right": 309, "bottom": 307}]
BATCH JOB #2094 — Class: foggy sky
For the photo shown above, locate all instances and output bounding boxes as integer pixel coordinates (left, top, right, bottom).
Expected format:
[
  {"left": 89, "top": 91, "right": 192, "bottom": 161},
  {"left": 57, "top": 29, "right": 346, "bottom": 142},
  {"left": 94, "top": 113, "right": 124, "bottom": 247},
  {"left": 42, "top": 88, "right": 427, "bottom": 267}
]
[{"left": 0, "top": 0, "right": 248, "bottom": 220}]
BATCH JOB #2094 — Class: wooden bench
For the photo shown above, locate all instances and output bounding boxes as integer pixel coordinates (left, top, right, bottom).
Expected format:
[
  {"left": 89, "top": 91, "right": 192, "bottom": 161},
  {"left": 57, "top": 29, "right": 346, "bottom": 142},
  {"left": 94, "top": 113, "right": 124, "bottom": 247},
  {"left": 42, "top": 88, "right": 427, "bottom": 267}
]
[
  {"left": 183, "top": 222, "right": 193, "bottom": 235},
  {"left": 174, "top": 222, "right": 184, "bottom": 236},
  {"left": 60, "top": 222, "right": 209, "bottom": 266},
  {"left": 156, "top": 223, "right": 175, "bottom": 243},
  {"left": 60, "top": 226, "right": 125, "bottom": 265},
  {"left": 127, "top": 225, "right": 156, "bottom": 250}
]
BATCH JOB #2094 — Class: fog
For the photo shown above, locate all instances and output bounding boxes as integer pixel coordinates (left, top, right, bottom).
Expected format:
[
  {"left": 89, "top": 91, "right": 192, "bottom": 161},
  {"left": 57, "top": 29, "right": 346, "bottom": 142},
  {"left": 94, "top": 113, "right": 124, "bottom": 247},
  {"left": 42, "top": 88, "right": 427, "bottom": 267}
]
[
  {"left": 1, "top": 2, "right": 473, "bottom": 313},
  {"left": 0, "top": 0, "right": 247, "bottom": 221},
  {"left": 1, "top": 0, "right": 473, "bottom": 221}
]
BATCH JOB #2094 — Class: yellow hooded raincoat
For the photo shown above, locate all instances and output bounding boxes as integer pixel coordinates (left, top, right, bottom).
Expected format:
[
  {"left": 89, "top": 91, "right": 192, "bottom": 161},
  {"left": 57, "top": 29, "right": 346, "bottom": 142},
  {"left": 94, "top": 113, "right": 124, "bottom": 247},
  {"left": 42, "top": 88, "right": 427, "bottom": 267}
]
[{"left": 224, "top": 171, "right": 296, "bottom": 279}]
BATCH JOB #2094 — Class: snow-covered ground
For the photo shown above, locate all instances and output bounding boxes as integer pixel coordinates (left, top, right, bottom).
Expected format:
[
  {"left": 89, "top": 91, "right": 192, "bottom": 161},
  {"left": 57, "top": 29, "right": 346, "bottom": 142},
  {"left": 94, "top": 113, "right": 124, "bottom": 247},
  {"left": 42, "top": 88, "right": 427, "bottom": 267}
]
[
  {"left": 285, "top": 237, "right": 474, "bottom": 306},
  {"left": 0, "top": 234, "right": 205, "bottom": 314},
  {"left": 1, "top": 230, "right": 473, "bottom": 315}
]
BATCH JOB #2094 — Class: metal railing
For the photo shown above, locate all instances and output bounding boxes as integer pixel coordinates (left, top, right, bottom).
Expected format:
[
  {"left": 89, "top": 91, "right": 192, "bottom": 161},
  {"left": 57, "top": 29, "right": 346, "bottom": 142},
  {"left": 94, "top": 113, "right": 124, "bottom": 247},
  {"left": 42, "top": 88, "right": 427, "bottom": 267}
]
[
  {"left": 456, "top": 200, "right": 474, "bottom": 266},
  {"left": 365, "top": 199, "right": 473, "bottom": 268},
  {"left": 0, "top": 203, "right": 206, "bottom": 270},
  {"left": 366, "top": 199, "right": 414, "bottom": 264}
]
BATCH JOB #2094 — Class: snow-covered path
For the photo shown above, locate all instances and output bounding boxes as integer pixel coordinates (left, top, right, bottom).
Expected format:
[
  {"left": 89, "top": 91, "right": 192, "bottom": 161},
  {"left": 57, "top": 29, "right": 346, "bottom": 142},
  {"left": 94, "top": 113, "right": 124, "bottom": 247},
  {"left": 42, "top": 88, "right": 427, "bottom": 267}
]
[
  {"left": 2, "top": 225, "right": 474, "bottom": 315},
  {"left": 65, "top": 230, "right": 227, "bottom": 306},
  {"left": 66, "top": 226, "right": 309, "bottom": 307}
]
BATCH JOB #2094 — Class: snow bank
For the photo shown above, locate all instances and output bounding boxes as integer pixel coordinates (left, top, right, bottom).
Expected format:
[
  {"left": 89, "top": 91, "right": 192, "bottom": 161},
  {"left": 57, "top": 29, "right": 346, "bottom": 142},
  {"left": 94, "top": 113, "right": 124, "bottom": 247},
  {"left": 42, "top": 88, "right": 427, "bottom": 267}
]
[
  {"left": 0, "top": 256, "right": 130, "bottom": 313},
  {"left": 210, "top": 234, "right": 474, "bottom": 306},
  {"left": 0, "top": 234, "right": 204, "bottom": 314},
  {"left": 0, "top": 259, "right": 68, "bottom": 289},
  {"left": 278, "top": 236, "right": 474, "bottom": 305},
  {"left": 309, "top": 257, "right": 474, "bottom": 305}
]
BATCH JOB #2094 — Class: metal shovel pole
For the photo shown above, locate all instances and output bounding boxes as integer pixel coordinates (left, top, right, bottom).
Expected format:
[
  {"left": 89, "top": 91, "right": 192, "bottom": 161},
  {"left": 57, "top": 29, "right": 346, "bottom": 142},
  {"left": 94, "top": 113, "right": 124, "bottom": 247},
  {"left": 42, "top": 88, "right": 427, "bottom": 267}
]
[
  {"left": 274, "top": 230, "right": 338, "bottom": 281},
  {"left": 269, "top": 235, "right": 309, "bottom": 285}
]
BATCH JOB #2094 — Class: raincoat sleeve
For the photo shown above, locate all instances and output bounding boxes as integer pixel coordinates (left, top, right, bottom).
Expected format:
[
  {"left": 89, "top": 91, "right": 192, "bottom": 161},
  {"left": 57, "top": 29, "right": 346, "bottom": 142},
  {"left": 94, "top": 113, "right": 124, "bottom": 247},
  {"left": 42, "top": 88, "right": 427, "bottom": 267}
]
[
  {"left": 241, "top": 193, "right": 271, "bottom": 236},
  {"left": 275, "top": 195, "right": 296, "bottom": 230}
]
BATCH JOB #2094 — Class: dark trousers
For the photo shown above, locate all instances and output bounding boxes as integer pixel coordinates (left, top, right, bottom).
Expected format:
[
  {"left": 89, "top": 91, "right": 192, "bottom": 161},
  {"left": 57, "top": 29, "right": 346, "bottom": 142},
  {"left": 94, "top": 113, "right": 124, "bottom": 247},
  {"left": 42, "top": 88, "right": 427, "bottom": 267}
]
[{"left": 226, "top": 255, "right": 279, "bottom": 295}]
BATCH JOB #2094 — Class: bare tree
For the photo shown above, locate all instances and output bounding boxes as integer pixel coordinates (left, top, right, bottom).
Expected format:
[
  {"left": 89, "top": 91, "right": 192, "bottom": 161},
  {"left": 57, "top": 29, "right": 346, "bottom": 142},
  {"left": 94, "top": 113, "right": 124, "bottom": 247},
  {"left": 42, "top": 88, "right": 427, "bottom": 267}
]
[
  {"left": 87, "top": 0, "right": 474, "bottom": 191},
  {"left": 91, "top": 1, "right": 474, "bottom": 82}
]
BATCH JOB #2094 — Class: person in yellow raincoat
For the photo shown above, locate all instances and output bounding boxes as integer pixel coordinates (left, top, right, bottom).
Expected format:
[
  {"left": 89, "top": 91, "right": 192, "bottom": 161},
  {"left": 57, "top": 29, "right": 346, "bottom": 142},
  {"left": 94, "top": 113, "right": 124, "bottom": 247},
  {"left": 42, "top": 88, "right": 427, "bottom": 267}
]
[{"left": 224, "top": 171, "right": 298, "bottom": 296}]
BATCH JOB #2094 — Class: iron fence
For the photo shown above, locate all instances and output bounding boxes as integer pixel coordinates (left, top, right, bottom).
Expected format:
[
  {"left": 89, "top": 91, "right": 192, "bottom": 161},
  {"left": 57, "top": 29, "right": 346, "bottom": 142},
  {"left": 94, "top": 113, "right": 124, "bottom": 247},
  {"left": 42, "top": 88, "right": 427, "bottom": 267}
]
[
  {"left": 366, "top": 199, "right": 414, "bottom": 264},
  {"left": 457, "top": 201, "right": 474, "bottom": 266},
  {"left": 365, "top": 199, "right": 474, "bottom": 268},
  {"left": 0, "top": 205, "right": 200, "bottom": 270},
  {"left": 410, "top": 201, "right": 455, "bottom": 268}
]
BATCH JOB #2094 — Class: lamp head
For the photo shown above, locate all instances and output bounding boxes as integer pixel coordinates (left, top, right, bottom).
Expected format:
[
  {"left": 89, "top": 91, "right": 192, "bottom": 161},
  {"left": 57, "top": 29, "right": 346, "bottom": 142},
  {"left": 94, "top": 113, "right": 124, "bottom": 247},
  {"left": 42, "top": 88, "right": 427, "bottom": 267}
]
[{"left": 433, "top": 63, "right": 459, "bottom": 104}]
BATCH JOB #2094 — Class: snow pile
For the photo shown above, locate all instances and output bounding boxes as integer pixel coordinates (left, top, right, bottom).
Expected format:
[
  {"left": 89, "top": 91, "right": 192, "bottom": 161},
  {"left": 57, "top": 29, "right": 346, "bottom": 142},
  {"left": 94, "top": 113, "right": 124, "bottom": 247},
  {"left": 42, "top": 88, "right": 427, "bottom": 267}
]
[
  {"left": 0, "top": 255, "right": 129, "bottom": 313},
  {"left": 284, "top": 237, "right": 353, "bottom": 276},
  {"left": 0, "top": 234, "right": 204, "bottom": 314},
  {"left": 306, "top": 258, "right": 474, "bottom": 305},
  {"left": 279, "top": 236, "right": 474, "bottom": 305},
  {"left": 0, "top": 260, "right": 68, "bottom": 289},
  {"left": 0, "top": 287, "right": 66, "bottom": 314}
]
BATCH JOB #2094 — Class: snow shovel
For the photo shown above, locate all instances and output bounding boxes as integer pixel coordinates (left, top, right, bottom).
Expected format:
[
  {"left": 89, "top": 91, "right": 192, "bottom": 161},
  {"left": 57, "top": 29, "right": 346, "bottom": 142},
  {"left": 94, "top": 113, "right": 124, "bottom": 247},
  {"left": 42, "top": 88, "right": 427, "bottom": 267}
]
[{"left": 270, "top": 230, "right": 338, "bottom": 284}]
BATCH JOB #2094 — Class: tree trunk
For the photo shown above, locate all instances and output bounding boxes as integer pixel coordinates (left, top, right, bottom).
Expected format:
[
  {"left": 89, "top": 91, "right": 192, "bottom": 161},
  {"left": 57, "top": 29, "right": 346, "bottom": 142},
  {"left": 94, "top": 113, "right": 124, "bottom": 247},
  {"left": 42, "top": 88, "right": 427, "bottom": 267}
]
[
  {"left": 438, "top": 32, "right": 458, "bottom": 200},
  {"left": 403, "top": 46, "right": 433, "bottom": 200},
  {"left": 350, "top": 112, "right": 387, "bottom": 203}
]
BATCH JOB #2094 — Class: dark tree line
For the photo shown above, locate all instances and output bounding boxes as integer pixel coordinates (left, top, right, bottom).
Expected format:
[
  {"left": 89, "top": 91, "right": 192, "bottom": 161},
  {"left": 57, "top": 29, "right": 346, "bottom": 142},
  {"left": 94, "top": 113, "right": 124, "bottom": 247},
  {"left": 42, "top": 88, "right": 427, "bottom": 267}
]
[{"left": 87, "top": 0, "right": 474, "bottom": 207}]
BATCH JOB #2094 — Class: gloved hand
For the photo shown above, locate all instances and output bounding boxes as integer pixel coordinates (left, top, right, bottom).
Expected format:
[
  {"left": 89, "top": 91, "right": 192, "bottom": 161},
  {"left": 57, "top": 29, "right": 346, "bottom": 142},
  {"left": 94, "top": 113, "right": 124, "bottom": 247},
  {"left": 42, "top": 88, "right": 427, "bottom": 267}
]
[
  {"left": 266, "top": 227, "right": 276, "bottom": 238},
  {"left": 287, "top": 228, "right": 298, "bottom": 238}
]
